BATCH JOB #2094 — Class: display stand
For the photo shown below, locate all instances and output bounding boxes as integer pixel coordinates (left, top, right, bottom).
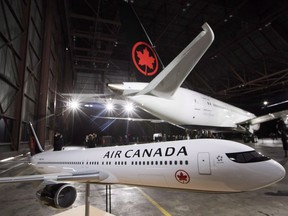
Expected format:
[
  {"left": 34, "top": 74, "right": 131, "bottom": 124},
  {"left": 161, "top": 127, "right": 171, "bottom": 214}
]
[
  {"left": 106, "top": 185, "right": 111, "bottom": 213},
  {"left": 54, "top": 184, "right": 114, "bottom": 216}
]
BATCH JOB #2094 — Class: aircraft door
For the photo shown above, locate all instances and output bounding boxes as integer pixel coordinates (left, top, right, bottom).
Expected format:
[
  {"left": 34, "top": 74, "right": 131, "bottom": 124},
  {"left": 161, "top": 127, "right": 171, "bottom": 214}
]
[{"left": 197, "top": 152, "right": 211, "bottom": 175}]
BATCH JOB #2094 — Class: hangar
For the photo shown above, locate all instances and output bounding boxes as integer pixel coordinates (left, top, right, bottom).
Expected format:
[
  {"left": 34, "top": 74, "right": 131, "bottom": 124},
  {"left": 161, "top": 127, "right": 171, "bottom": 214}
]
[{"left": 0, "top": 0, "right": 288, "bottom": 215}]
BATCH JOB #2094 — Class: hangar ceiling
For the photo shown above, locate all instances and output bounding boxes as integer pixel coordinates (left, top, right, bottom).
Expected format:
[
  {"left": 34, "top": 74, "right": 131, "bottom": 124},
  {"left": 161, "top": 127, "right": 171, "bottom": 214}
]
[{"left": 64, "top": 0, "right": 288, "bottom": 108}]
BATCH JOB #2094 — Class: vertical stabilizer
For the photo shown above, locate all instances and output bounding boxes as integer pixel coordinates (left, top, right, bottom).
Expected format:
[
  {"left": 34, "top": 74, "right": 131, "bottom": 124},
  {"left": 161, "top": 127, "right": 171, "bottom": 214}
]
[
  {"left": 137, "top": 23, "right": 214, "bottom": 98},
  {"left": 28, "top": 122, "right": 44, "bottom": 155}
]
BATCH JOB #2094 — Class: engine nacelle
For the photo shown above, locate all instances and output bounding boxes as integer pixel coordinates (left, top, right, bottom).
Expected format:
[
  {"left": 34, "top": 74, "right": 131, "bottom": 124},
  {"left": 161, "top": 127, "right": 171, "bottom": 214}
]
[{"left": 36, "top": 183, "right": 77, "bottom": 208}]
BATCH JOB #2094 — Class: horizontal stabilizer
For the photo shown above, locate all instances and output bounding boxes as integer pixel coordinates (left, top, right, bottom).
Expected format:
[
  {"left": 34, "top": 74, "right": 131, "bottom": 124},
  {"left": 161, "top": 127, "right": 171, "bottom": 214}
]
[{"left": 137, "top": 23, "right": 214, "bottom": 98}]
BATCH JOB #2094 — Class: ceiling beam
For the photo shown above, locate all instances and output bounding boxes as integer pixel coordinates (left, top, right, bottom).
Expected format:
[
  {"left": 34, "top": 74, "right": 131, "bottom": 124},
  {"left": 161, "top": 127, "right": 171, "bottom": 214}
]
[
  {"left": 72, "top": 31, "right": 117, "bottom": 42},
  {"left": 70, "top": 12, "right": 121, "bottom": 26}
]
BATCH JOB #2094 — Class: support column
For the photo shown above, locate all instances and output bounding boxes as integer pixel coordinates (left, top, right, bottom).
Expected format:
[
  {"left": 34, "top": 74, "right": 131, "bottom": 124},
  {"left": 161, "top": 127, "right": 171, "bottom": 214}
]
[
  {"left": 85, "top": 183, "right": 90, "bottom": 216},
  {"left": 37, "top": 0, "right": 53, "bottom": 147},
  {"left": 106, "top": 184, "right": 112, "bottom": 213},
  {"left": 12, "top": 0, "right": 31, "bottom": 151}
]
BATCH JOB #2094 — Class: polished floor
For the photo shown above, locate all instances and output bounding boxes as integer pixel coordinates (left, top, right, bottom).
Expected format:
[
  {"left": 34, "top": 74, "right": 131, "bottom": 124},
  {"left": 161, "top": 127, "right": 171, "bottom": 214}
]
[{"left": 0, "top": 138, "right": 288, "bottom": 216}]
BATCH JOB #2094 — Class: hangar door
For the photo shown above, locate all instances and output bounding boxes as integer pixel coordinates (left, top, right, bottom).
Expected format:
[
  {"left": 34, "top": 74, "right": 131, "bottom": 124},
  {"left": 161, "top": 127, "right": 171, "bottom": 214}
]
[{"left": 197, "top": 152, "right": 211, "bottom": 175}]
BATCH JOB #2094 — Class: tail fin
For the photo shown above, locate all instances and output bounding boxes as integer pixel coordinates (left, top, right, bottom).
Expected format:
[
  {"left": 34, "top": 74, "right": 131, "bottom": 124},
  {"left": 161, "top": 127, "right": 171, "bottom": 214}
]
[
  {"left": 137, "top": 23, "right": 214, "bottom": 98},
  {"left": 118, "top": 1, "right": 161, "bottom": 82},
  {"left": 28, "top": 122, "right": 44, "bottom": 155}
]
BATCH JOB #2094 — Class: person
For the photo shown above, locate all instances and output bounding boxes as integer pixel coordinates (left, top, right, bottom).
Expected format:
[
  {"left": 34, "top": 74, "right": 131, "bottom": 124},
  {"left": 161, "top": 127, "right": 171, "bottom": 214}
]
[
  {"left": 92, "top": 133, "right": 98, "bottom": 147},
  {"left": 86, "top": 134, "right": 96, "bottom": 148},
  {"left": 277, "top": 119, "right": 288, "bottom": 157},
  {"left": 54, "top": 132, "right": 64, "bottom": 151},
  {"left": 281, "top": 130, "right": 288, "bottom": 157}
]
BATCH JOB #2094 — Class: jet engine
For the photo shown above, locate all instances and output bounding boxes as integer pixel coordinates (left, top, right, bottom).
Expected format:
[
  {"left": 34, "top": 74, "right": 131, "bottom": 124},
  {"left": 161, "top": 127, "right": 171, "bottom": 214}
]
[{"left": 36, "top": 183, "right": 77, "bottom": 208}]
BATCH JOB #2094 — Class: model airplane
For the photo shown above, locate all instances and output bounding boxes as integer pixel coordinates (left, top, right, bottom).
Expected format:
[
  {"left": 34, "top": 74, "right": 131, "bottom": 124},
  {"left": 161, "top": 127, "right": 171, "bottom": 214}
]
[{"left": 0, "top": 122, "right": 285, "bottom": 208}]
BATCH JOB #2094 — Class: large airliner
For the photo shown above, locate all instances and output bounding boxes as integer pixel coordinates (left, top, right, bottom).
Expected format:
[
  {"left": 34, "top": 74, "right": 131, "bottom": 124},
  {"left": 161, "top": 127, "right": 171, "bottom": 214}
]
[
  {"left": 66, "top": 22, "right": 288, "bottom": 142},
  {"left": 0, "top": 122, "right": 285, "bottom": 209},
  {"left": 101, "top": 23, "right": 288, "bottom": 140}
]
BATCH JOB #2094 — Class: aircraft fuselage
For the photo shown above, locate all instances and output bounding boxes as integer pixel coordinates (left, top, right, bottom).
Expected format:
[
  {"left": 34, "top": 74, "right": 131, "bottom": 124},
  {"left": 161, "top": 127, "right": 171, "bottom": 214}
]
[
  {"left": 31, "top": 139, "right": 285, "bottom": 192},
  {"left": 108, "top": 82, "right": 260, "bottom": 131}
]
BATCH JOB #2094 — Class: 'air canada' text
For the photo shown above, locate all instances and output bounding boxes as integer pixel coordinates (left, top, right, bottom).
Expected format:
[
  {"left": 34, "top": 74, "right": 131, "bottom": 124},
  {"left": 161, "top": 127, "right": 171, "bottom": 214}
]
[{"left": 103, "top": 146, "right": 187, "bottom": 159}]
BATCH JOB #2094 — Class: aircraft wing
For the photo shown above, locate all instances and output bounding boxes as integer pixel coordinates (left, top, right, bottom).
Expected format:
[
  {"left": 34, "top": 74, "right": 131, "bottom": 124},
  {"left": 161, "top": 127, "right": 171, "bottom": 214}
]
[
  {"left": 95, "top": 116, "right": 165, "bottom": 123},
  {"left": 238, "top": 109, "right": 288, "bottom": 125},
  {"left": 0, "top": 171, "right": 107, "bottom": 183},
  {"left": 95, "top": 116, "right": 187, "bottom": 130}
]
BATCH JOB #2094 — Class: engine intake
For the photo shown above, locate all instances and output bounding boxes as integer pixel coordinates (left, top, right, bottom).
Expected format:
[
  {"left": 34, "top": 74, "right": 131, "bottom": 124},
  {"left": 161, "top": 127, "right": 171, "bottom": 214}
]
[{"left": 36, "top": 183, "right": 77, "bottom": 208}]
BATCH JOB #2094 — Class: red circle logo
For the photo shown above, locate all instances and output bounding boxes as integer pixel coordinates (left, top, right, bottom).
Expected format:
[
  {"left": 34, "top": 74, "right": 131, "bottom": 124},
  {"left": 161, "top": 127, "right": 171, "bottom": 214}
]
[
  {"left": 132, "top": 41, "right": 159, "bottom": 76},
  {"left": 175, "top": 170, "right": 190, "bottom": 184}
]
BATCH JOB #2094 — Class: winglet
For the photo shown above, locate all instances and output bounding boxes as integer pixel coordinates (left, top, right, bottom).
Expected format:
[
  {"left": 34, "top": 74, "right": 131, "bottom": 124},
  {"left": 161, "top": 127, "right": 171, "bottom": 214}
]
[
  {"left": 137, "top": 23, "right": 214, "bottom": 98},
  {"left": 29, "top": 122, "right": 44, "bottom": 155}
]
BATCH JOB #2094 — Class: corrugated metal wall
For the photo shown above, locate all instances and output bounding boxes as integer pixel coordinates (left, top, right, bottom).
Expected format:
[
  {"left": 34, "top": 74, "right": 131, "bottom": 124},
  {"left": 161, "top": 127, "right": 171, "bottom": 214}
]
[{"left": 0, "top": 0, "right": 71, "bottom": 153}]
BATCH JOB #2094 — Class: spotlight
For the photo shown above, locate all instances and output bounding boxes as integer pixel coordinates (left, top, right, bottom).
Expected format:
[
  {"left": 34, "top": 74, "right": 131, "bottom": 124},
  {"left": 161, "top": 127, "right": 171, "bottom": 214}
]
[
  {"left": 106, "top": 102, "right": 114, "bottom": 111},
  {"left": 124, "top": 103, "right": 134, "bottom": 113},
  {"left": 68, "top": 99, "right": 80, "bottom": 110}
]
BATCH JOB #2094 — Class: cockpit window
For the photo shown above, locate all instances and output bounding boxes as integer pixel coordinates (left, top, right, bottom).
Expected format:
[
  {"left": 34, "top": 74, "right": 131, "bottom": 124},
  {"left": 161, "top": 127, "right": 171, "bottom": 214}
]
[{"left": 226, "top": 151, "right": 270, "bottom": 163}]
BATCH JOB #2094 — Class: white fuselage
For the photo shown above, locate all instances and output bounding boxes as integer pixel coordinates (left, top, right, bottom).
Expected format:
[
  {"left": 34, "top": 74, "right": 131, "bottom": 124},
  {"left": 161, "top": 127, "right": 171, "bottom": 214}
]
[
  {"left": 31, "top": 139, "right": 285, "bottom": 192},
  {"left": 119, "top": 83, "right": 259, "bottom": 131}
]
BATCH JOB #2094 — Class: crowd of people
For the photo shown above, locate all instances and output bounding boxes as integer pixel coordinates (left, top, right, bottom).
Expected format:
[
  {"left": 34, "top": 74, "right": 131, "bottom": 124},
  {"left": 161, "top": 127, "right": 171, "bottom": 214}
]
[
  {"left": 52, "top": 119, "right": 288, "bottom": 157},
  {"left": 85, "top": 133, "right": 99, "bottom": 148}
]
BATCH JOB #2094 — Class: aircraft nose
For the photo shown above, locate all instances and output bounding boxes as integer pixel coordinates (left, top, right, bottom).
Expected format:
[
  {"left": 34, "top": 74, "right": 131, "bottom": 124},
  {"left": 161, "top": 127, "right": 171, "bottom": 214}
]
[
  {"left": 254, "top": 160, "right": 286, "bottom": 190},
  {"left": 269, "top": 160, "right": 286, "bottom": 183},
  {"left": 234, "top": 159, "right": 286, "bottom": 191}
]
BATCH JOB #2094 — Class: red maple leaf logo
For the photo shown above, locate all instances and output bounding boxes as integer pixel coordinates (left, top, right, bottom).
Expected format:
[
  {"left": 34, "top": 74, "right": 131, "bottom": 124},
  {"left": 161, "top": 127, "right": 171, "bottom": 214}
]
[
  {"left": 132, "top": 41, "right": 159, "bottom": 76},
  {"left": 136, "top": 48, "right": 155, "bottom": 70},
  {"left": 175, "top": 170, "right": 190, "bottom": 184},
  {"left": 177, "top": 172, "right": 188, "bottom": 181}
]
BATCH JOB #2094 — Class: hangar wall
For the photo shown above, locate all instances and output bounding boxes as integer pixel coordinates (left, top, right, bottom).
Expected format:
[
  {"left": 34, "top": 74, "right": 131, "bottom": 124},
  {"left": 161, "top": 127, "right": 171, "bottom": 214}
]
[{"left": 0, "top": 0, "right": 72, "bottom": 153}]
